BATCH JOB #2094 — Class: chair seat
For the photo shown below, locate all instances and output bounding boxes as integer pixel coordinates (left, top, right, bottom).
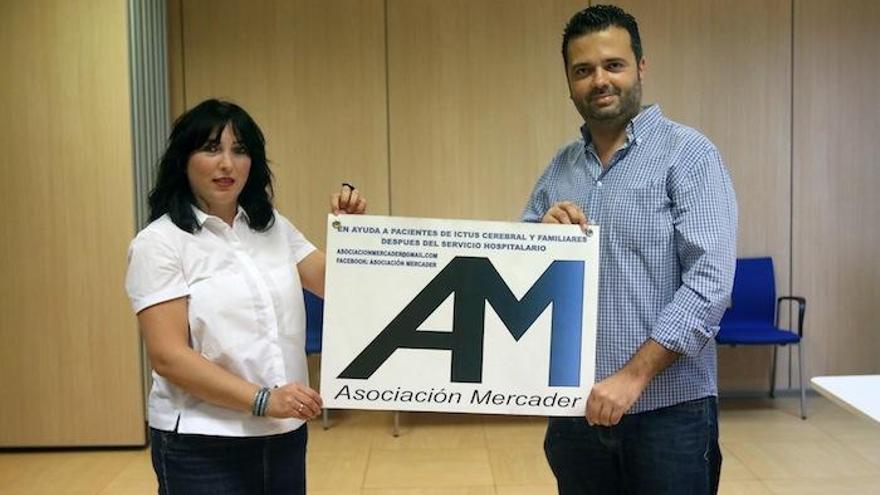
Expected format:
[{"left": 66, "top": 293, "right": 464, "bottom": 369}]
[{"left": 716, "top": 322, "right": 801, "bottom": 345}]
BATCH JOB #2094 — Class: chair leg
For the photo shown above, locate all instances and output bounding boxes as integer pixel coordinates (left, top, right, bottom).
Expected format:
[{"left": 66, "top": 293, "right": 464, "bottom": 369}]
[
  {"left": 798, "top": 342, "right": 807, "bottom": 420},
  {"left": 313, "top": 354, "right": 330, "bottom": 429},
  {"left": 392, "top": 411, "right": 400, "bottom": 437},
  {"left": 788, "top": 345, "right": 793, "bottom": 389},
  {"left": 770, "top": 346, "right": 778, "bottom": 398}
]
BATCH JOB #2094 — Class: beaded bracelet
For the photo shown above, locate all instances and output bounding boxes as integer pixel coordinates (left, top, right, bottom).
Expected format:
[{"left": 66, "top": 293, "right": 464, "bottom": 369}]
[{"left": 252, "top": 387, "right": 271, "bottom": 417}]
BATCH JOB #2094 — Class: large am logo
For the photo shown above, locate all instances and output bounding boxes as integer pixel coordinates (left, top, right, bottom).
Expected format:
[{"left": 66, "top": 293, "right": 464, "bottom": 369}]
[{"left": 338, "top": 257, "right": 585, "bottom": 386}]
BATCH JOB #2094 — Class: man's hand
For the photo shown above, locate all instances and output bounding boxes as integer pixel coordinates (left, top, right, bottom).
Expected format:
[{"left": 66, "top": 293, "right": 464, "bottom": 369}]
[
  {"left": 586, "top": 339, "right": 680, "bottom": 426},
  {"left": 586, "top": 369, "right": 650, "bottom": 426},
  {"left": 542, "top": 201, "right": 588, "bottom": 229}
]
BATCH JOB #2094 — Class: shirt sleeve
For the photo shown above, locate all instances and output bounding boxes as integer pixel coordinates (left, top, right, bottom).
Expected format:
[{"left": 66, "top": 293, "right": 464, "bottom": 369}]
[
  {"left": 521, "top": 141, "right": 585, "bottom": 223},
  {"left": 521, "top": 176, "right": 549, "bottom": 223},
  {"left": 124, "top": 229, "right": 190, "bottom": 314},
  {"left": 650, "top": 147, "right": 738, "bottom": 356},
  {"left": 279, "top": 214, "right": 317, "bottom": 263}
]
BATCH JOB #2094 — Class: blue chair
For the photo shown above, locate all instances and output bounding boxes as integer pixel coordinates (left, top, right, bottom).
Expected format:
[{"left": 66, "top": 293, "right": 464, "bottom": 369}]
[
  {"left": 303, "top": 290, "right": 330, "bottom": 429},
  {"left": 716, "top": 257, "right": 807, "bottom": 419}
]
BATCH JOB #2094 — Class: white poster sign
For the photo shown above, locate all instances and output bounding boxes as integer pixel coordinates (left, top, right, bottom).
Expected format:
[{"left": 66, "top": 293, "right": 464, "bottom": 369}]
[{"left": 320, "top": 214, "right": 599, "bottom": 416}]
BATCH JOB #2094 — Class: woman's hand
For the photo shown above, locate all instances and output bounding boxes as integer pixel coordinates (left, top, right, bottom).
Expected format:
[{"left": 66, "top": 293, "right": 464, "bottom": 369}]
[
  {"left": 266, "top": 382, "right": 324, "bottom": 421},
  {"left": 331, "top": 183, "right": 367, "bottom": 214}
]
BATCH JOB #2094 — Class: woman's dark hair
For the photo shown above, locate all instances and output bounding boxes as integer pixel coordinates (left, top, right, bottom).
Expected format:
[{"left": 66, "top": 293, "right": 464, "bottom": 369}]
[{"left": 147, "top": 99, "right": 275, "bottom": 233}]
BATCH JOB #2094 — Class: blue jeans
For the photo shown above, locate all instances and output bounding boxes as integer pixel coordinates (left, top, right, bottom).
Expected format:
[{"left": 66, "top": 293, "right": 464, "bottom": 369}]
[
  {"left": 544, "top": 396, "right": 721, "bottom": 495},
  {"left": 150, "top": 425, "right": 307, "bottom": 495}
]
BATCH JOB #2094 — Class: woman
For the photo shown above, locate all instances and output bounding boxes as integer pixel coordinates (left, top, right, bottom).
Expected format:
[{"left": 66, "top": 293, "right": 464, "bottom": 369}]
[{"left": 125, "top": 99, "right": 365, "bottom": 494}]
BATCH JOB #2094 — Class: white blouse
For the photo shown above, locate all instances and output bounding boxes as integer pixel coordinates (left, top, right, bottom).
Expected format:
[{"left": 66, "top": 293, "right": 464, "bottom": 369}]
[{"left": 125, "top": 206, "right": 316, "bottom": 437}]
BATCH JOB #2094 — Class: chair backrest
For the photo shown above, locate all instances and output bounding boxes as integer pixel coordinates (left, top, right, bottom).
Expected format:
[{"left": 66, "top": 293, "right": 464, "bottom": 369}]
[
  {"left": 720, "top": 257, "right": 776, "bottom": 324},
  {"left": 303, "top": 289, "right": 324, "bottom": 354}
]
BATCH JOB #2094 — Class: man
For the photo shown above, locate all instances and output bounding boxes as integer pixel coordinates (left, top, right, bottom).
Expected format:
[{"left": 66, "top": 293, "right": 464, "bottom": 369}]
[{"left": 522, "top": 5, "right": 737, "bottom": 494}]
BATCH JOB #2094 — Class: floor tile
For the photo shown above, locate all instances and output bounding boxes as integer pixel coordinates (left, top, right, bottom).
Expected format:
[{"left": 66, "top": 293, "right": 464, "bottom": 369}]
[
  {"left": 724, "top": 440, "right": 880, "bottom": 480},
  {"left": 364, "top": 449, "right": 494, "bottom": 488},
  {"left": 0, "top": 451, "right": 138, "bottom": 495},
  {"left": 837, "top": 435, "right": 880, "bottom": 469},
  {"left": 308, "top": 448, "right": 370, "bottom": 490},
  {"left": 481, "top": 414, "right": 547, "bottom": 449},
  {"left": 719, "top": 407, "right": 832, "bottom": 443},
  {"left": 762, "top": 476, "right": 880, "bottom": 495},
  {"left": 308, "top": 411, "right": 389, "bottom": 452},
  {"left": 371, "top": 412, "right": 487, "bottom": 450},
  {"left": 496, "top": 485, "right": 557, "bottom": 495},
  {"left": 97, "top": 449, "right": 157, "bottom": 495},
  {"left": 311, "top": 489, "right": 362, "bottom": 495},
  {"left": 720, "top": 444, "right": 758, "bottom": 481},
  {"left": 718, "top": 480, "right": 773, "bottom": 495},
  {"left": 362, "top": 488, "right": 494, "bottom": 495},
  {"left": 489, "top": 447, "right": 555, "bottom": 485}
]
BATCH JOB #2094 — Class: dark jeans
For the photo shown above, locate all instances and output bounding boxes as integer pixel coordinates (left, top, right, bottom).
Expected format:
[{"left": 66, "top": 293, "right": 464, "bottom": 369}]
[
  {"left": 544, "top": 396, "right": 721, "bottom": 495},
  {"left": 150, "top": 425, "right": 307, "bottom": 495}
]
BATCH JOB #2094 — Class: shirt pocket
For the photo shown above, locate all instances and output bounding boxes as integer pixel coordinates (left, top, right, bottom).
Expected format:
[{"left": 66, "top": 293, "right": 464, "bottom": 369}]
[
  {"left": 608, "top": 180, "right": 673, "bottom": 251},
  {"left": 264, "top": 264, "right": 306, "bottom": 342}
]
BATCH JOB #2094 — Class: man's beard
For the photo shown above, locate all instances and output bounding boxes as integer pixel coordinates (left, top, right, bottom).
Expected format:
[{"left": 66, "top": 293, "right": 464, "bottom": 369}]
[{"left": 579, "top": 77, "right": 642, "bottom": 126}]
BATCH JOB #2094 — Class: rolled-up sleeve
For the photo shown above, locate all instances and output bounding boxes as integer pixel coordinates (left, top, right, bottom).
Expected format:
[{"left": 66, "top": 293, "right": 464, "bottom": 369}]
[
  {"left": 125, "top": 230, "right": 189, "bottom": 314},
  {"left": 278, "top": 214, "right": 317, "bottom": 263},
  {"left": 650, "top": 148, "right": 737, "bottom": 356}
]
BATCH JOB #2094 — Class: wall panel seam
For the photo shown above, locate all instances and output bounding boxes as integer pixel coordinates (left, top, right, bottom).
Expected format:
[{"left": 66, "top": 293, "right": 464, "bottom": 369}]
[{"left": 384, "top": 0, "right": 393, "bottom": 215}]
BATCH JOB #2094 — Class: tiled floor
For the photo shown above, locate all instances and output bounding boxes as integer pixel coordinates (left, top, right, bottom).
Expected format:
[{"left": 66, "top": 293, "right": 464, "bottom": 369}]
[{"left": 1, "top": 395, "right": 878, "bottom": 494}]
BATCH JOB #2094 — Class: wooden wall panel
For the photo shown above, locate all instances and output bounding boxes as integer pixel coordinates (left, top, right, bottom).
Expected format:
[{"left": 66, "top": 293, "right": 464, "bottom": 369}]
[
  {"left": 167, "top": 0, "right": 185, "bottom": 120},
  {"left": 387, "top": 0, "right": 586, "bottom": 221},
  {"left": 793, "top": 0, "right": 880, "bottom": 378},
  {"left": 175, "top": 0, "right": 389, "bottom": 248},
  {"left": 0, "top": 0, "right": 144, "bottom": 446},
  {"left": 612, "top": 0, "right": 793, "bottom": 390}
]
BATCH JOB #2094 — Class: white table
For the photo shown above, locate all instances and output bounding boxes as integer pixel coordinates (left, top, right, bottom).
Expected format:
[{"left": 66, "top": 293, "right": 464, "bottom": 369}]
[{"left": 811, "top": 375, "right": 880, "bottom": 424}]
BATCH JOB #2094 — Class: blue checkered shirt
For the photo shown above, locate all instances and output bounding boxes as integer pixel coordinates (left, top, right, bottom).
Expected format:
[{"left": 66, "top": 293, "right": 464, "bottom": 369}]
[{"left": 522, "top": 105, "right": 737, "bottom": 413}]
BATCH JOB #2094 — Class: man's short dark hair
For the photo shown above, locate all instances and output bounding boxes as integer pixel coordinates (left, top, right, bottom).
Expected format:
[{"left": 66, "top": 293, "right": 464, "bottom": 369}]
[
  {"left": 562, "top": 4, "right": 643, "bottom": 67},
  {"left": 148, "top": 99, "right": 275, "bottom": 233}
]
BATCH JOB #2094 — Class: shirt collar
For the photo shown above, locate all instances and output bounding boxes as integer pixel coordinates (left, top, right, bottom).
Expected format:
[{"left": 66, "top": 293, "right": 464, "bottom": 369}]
[
  {"left": 579, "top": 104, "right": 663, "bottom": 147},
  {"left": 191, "top": 204, "right": 249, "bottom": 227}
]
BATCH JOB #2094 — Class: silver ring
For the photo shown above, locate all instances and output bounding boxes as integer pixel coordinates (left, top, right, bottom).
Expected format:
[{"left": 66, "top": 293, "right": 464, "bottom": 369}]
[{"left": 298, "top": 403, "right": 304, "bottom": 412}]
